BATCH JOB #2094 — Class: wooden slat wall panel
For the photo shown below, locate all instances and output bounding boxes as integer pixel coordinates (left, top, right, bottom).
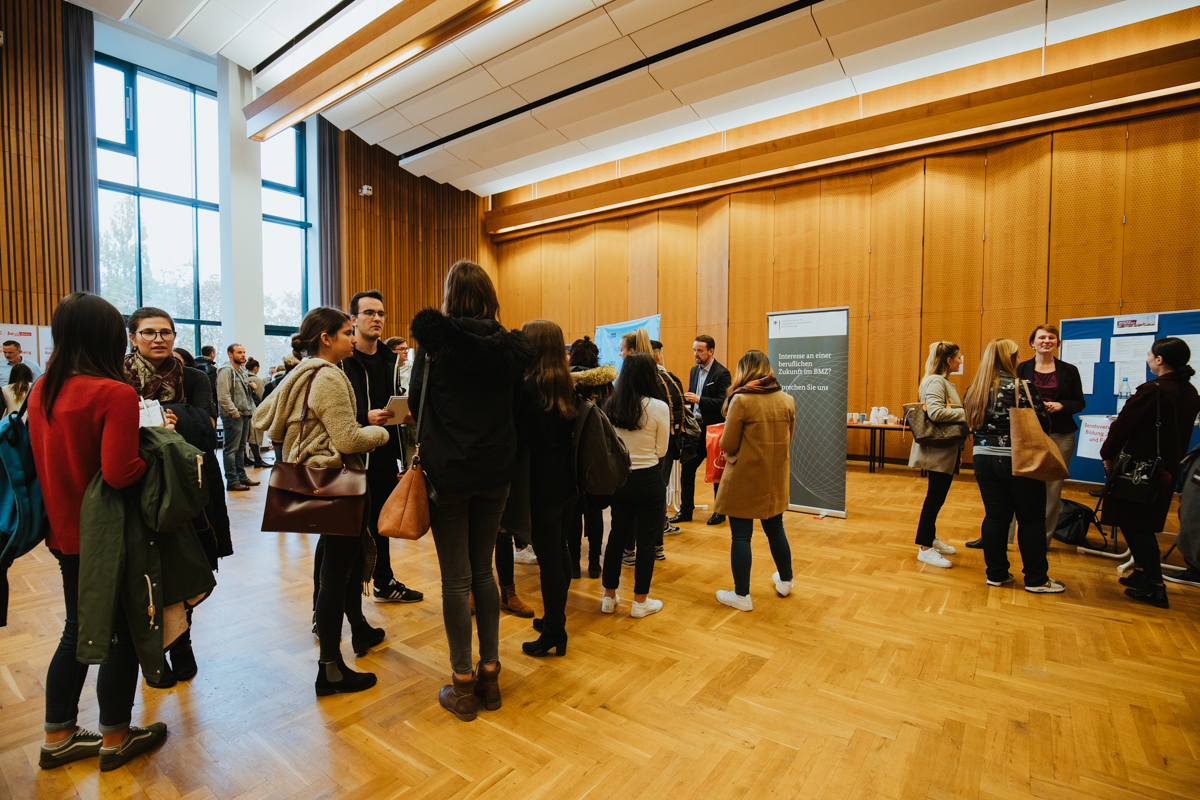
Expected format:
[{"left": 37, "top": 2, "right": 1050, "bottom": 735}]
[
  {"left": 658, "top": 206, "right": 697, "bottom": 378},
  {"left": 869, "top": 161, "right": 925, "bottom": 316},
  {"left": 923, "top": 153, "right": 985, "bottom": 312},
  {"left": 627, "top": 211, "right": 657, "bottom": 319},
  {"left": 594, "top": 219, "right": 628, "bottom": 328},
  {"left": 848, "top": 316, "right": 870, "bottom": 457},
  {"left": 920, "top": 310, "right": 982, "bottom": 462},
  {"left": 773, "top": 181, "right": 820, "bottom": 313},
  {"left": 1122, "top": 109, "right": 1200, "bottom": 313},
  {"left": 517, "top": 235, "right": 542, "bottom": 327},
  {"left": 728, "top": 190, "right": 773, "bottom": 360},
  {"left": 340, "top": 132, "right": 486, "bottom": 341},
  {"left": 1049, "top": 124, "right": 1126, "bottom": 308},
  {"left": 696, "top": 196, "right": 729, "bottom": 366},
  {"left": 539, "top": 230, "right": 570, "bottom": 331},
  {"left": 0, "top": 0, "right": 68, "bottom": 325},
  {"left": 819, "top": 174, "right": 871, "bottom": 317},
  {"left": 867, "top": 313, "right": 922, "bottom": 459},
  {"left": 568, "top": 224, "right": 595, "bottom": 343},
  {"left": 496, "top": 238, "right": 522, "bottom": 326}
]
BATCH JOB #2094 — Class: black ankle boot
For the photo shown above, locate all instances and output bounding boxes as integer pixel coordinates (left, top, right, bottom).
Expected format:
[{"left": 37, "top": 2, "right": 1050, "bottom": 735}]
[
  {"left": 350, "top": 623, "right": 385, "bottom": 657},
  {"left": 145, "top": 659, "right": 177, "bottom": 689},
  {"left": 588, "top": 554, "right": 601, "bottom": 579},
  {"left": 315, "top": 657, "right": 377, "bottom": 696},
  {"left": 1124, "top": 584, "right": 1168, "bottom": 609},
  {"left": 168, "top": 643, "right": 198, "bottom": 681},
  {"left": 1118, "top": 569, "right": 1150, "bottom": 589},
  {"left": 522, "top": 629, "right": 567, "bottom": 657}
]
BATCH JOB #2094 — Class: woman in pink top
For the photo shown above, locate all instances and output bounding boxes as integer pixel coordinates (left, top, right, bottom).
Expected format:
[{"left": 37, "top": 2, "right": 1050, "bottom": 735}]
[{"left": 28, "top": 293, "right": 169, "bottom": 772}]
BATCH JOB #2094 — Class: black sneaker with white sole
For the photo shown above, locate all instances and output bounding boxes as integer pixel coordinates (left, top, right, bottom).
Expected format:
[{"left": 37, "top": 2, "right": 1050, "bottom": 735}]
[
  {"left": 39, "top": 728, "right": 102, "bottom": 769},
  {"left": 98, "top": 723, "right": 167, "bottom": 772},
  {"left": 372, "top": 579, "right": 424, "bottom": 603},
  {"left": 1164, "top": 567, "right": 1200, "bottom": 587}
]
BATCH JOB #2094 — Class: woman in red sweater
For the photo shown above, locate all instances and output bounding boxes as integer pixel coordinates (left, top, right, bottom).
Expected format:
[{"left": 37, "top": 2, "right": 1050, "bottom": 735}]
[{"left": 28, "top": 293, "right": 169, "bottom": 772}]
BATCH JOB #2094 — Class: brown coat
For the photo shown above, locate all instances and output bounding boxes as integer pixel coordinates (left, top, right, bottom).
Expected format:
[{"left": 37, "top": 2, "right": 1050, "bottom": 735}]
[{"left": 714, "top": 390, "right": 796, "bottom": 520}]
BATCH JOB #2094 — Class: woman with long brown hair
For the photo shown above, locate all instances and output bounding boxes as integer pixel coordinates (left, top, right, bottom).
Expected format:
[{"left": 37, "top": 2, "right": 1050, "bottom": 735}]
[
  {"left": 408, "top": 260, "right": 534, "bottom": 720},
  {"left": 712, "top": 350, "right": 796, "bottom": 611},
  {"left": 964, "top": 339, "right": 1063, "bottom": 593},
  {"left": 908, "top": 341, "right": 966, "bottom": 569},
  {"left": 2, "top": 362, "right": 33, "bottom": 415},
  {"left": 518, "top": 320, "right": 578, "bottom": 656}
]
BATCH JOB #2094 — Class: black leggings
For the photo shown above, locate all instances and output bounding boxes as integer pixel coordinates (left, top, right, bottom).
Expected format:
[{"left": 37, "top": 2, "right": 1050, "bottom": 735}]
[
  {"left": 532, "top": 496, "right": 575, "bottom": 636},
  {"left": 567, "top": 493, "right": 605, "bottom": 568},
  {"left": 314, "top": 533, "right": 367, "bottom": 662},
  {"left": 603, "top": 467, "right": 665, "bottom": 596},
  {"left": 915, "top": 471, "right": 954, "bottom": 547},
  {"left": 1123, "top": 519, "right": 1165, "bottom": 584}
]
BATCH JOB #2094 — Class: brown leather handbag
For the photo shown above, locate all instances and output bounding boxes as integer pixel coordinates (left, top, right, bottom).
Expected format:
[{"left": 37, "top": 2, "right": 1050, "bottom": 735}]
[
  {"left": 379, "top": 355, "right": 433, "bottom": 540},
  {"left": 261, "top": 365, "right": 367, "bottom": 536},
  {"left": 1009, "top": 380, "right": 1070, "bottom": 482}
]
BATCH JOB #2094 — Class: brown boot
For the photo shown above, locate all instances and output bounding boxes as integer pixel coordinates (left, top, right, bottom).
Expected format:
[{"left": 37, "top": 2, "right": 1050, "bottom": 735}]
[
  {"left": 500, "top": 584, "right": 534, "bottom": 618},
  {"left": 474, "top": 661, "right": 501, "bottom": 711},
  {"left": 439, "top": 673, "right": 478, "bottom": 721}
]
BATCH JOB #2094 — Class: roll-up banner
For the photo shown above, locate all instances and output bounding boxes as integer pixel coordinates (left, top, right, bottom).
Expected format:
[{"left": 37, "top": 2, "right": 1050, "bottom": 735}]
[{"left": 768, "top": 307, "right": 848, "bottom": 518}]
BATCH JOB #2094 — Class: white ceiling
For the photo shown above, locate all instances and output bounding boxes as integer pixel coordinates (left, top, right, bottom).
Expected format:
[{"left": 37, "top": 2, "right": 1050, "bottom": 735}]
[{"left": 312, "top": 0, "right": 1198, "bottom": 196}]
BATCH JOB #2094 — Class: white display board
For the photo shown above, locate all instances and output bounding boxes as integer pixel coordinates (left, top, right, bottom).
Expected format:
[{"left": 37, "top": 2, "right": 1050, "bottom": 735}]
[{"left": 0, "top": 325, "right": 41, "bottom": 366}]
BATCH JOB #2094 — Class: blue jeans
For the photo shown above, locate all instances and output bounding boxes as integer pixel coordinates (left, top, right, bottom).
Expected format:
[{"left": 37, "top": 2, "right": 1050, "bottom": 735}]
[
  {"left": 729, "top": 514, "right": 793, "bottom": 596},
  {"left": 45, "top": 551, "right": 140, "bottom": 734},
  {"left": 973, "top": 454, "right": 1048, "bottom": 586},
  {"left": 221, "top": 414, "right": 249, "bottom": 486}
]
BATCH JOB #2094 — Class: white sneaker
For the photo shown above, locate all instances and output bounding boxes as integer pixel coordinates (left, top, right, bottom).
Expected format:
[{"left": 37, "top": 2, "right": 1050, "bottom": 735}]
[
  {"left": 601, "top": 593, "right": 620, "bottom": 614},
  {"left": 772, "top": 572, "right": 793, "bottom": 597},
  {"left": 716, "top": 590, "right": 753, "bottom": 611},
  {"left": 931, "top": 538, "right": 956, "bottom": 555},
  {"left": 917, "top": 548, "right": 952, "bottom": 568},
  {"left": 1024, "top": 578, "right": 1066, "bottom": 594},
  {"left": 513, "top": 545, "right": 537, "bottom": 565},
  {"left": 630, "top": 598, "right": 663, "bottom": 618}
]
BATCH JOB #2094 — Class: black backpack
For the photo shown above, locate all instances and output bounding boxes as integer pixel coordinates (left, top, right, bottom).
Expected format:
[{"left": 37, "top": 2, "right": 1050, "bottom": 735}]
[
  {"left": 571, "top": 397, "right": 631, "bottom": 496},
  {"left": 1053, "top": 499, "right": 1104, "bottom": 548}
]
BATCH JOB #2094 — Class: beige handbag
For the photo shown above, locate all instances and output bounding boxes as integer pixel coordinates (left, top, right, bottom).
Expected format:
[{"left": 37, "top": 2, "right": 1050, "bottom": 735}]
[{"left": 1008, "top": 380, "right": 1070, "bottom": 481}]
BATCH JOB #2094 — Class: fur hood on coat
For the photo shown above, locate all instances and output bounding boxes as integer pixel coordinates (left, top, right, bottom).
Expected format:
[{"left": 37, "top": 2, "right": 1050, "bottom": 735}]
[
  {"left": 409, "top": 308, "right": 535, "bottom": 377},
  {"left": 252, "top": 358, "right": 389, "bottom": 470},
  {"left": 571, "top": 364, "right": 617, "bottom": 387}
]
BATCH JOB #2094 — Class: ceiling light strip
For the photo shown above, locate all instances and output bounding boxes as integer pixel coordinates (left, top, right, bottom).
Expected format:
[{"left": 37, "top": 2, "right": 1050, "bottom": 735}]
[
  {"left": 400, "top": 0, "right": 818, "bottom": 161},
  {"left": 254, "top": 0, "right": 359, "bottom": 75},
  {"left": 252, "top": 0, "right": 527, "bottom": 142}
]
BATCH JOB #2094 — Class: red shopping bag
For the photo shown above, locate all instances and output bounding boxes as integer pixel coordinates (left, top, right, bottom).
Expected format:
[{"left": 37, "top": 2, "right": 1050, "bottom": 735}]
[{"left": 705, "top": 422, "right": 726, "bottom": 483}]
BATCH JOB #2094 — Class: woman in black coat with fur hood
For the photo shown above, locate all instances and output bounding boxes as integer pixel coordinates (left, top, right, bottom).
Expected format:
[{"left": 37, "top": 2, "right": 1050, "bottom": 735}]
[{"left": 408, "top": 260, "right": 534, "bottom": 722}]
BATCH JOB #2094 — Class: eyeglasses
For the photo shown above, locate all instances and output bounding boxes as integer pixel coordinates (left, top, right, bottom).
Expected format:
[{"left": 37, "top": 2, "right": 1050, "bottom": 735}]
[
  {"left": 136, "top": 329, "right": 176, "bottom": 342},
  {"left": 357, "top": 310, "right": 387, "bottom": 319}
]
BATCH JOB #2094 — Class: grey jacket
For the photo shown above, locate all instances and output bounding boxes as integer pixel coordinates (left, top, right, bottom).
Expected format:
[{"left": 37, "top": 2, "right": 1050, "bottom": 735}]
[
  {"left": 217, "top": 364, "right": 255, "bottom": 417},
  {"left": 908, "top": 374, "right": 966, "bottom": 474}
]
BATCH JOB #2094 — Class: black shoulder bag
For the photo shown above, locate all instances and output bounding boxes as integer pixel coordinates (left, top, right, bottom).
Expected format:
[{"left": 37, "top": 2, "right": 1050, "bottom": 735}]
[{"left": 1106, "top": 384, "right": 1163, "bottom": 505}]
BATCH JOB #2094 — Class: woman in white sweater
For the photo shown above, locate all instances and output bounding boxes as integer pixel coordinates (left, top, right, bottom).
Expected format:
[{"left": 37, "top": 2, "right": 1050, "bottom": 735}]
[
  {"left": 600, "top": 353, "right": 670, "bottom": 618},
  {"left": 908, "top": 342, "right": 968, "bottom": 569}
]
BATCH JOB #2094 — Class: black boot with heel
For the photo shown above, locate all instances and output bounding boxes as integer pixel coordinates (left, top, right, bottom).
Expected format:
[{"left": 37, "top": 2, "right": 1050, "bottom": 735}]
[{"left": 522, "top": 629, "right": 567, "bottom": 657}]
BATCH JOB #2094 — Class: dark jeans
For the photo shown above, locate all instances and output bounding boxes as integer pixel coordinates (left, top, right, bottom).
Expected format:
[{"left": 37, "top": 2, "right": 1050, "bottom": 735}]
[
  {"left": 729, "top": 515, "right": 793, "bottom": 597},
  {"left": 366, "top": 458, "right": 401, "bottom": 587},
  {"left": 314, "top": 533, "right": 367, "bottom": 662},
  {"left": 531, "top": 495, "right": 576, "bottom": 636},
  {"left": 429, "top": 483, "right": 510, "bottom": 674},
  {"left": 680, "top": 446, "right": 717, "bottom": 516},
  {"left": 567, "top": 493, "right": 606, "bottom": 569},
  {"left": 495, "top": 528, "right": 514, "bottom": 586},
  {"left": 45, "top": 551, "right": 139, "bottom": 734},
  {"left": 221, "top": 414, "right": 249, "bottom": 486},
  {"left": 1123, "top": 518, "right": 1165, "bottom": 583},
  {"left": 603, "top": 467, "right": 665, "bottom": 596},
  {"left": 973, "top": 454, "right": 1048, "bottom": 587},
  {"left": 915, "top": 471, "right": 954, "bottom": 547}
]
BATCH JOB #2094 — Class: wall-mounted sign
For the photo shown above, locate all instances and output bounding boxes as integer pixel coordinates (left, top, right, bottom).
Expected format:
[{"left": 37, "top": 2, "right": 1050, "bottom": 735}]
[{"left": 1113, "top": 313, "right": 1158, "bottom": 335}]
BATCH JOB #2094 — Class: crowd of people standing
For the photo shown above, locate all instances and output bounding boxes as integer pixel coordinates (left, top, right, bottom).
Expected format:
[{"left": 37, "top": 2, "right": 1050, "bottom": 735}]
[{"left": 18, "top": 267, "right": 1199, "bottom": 773}]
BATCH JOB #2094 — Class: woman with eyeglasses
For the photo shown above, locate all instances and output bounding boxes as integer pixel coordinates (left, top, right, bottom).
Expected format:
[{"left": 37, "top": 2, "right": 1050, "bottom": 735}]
[{"left": 123, "top": 307, "right": 233, "bottom": 686}]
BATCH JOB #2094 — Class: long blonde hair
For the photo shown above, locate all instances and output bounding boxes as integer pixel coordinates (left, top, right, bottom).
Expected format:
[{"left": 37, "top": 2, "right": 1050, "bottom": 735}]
[
  {"left": 923, "top": 341, "right": 959, "bottom": 378},
  {"left": 964, "top": 338, "right": 1019, "bottom": 429},
  {"left": 621, "top": 328, "right": 653, "bottom": 356},
  {"left": 722, "top": 350, "right": 773, "bottom": 416}
]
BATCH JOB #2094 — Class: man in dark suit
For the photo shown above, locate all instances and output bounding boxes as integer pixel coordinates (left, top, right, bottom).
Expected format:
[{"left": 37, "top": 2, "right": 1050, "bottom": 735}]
[{"left": 670, "top": 334, "right": 732, "bottom": 526}]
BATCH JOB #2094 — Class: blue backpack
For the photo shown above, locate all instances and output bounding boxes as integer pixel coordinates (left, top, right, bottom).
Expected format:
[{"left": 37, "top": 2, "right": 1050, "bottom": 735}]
[{"left": 0, "top": 398, "right": 47, "bottom": 626}]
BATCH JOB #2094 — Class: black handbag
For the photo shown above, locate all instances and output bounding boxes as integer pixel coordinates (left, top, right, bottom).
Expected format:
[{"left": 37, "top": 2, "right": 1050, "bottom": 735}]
[
  {"left": 261, "top": 365, "right": 368, "bottom": 535},
  {"left": 1105, "top": 384, "right": 1164, "bottom": 505},
  {"left": 903, "top": 378, "right": 969, "bottom": 446}
]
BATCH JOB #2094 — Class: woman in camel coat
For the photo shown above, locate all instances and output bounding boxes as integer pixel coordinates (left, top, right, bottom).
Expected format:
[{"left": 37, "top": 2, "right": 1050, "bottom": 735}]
[{"left": 713, "top": 350, "right": 796, "bottom": 611}]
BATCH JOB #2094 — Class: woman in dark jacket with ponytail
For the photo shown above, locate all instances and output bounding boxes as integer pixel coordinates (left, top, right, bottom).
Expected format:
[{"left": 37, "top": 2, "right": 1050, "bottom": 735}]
[{"left": 1102, "top": 337, "right": 1200, "bottom": 609}]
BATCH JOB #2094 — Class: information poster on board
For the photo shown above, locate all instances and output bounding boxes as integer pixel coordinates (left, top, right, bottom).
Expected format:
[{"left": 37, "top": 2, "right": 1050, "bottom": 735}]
[
  {"left": 768, "top": 307, "right": 848, "bottom": 518},
  {"left": 593, "top": 314, "right": 660, "bottom": 369},
  {"left": 0, "top": 325, "right": 39, "bottom": 366}
]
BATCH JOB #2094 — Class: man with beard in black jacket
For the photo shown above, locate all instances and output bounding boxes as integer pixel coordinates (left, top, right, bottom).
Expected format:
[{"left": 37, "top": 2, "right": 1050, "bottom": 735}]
[{"left": 340, "top": 290, "right": 424, "bottom": 604}]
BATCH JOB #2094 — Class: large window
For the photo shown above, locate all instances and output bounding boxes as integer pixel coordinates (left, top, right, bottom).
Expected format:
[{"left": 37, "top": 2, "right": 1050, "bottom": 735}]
[{"left": 94, "top": 54, "right": 309, "bottom": 368}]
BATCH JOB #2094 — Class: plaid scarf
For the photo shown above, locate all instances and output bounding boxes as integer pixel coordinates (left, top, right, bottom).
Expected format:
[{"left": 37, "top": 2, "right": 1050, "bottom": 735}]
[{"left": 123, "top": 352, "right": 185, "bottom": 403}]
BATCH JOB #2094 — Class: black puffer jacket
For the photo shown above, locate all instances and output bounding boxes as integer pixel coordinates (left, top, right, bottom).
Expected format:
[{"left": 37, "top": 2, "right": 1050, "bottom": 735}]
[
  {"left": 968, "top": 375, "right": 1051, "bottom": 449},
  {"left": 408, "top": 309, "right": 535, "bottom": 493}
]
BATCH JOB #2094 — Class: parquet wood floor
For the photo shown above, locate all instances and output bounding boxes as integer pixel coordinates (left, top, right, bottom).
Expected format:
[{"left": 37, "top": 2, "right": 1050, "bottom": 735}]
[{"left": 2, "top": 463, "right": 1198, "bottom": 800}]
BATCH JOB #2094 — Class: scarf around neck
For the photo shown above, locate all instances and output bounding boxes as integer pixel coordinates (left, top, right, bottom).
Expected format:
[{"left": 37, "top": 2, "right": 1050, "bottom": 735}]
[
  {"left": 124, "top": 351, "right": 185, "bottom": 403},
  {"left": 730, "top": 374, "right": 781, "bottom": 397}
]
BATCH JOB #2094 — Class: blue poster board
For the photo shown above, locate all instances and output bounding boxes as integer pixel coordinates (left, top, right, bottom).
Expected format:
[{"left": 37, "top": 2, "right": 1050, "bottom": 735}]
[
  {"left": 1060, "top": 310, "right": 1200, "bottom": 483},
  {"left": 593, "top": 314, "right": 660, "bottom": 369}
]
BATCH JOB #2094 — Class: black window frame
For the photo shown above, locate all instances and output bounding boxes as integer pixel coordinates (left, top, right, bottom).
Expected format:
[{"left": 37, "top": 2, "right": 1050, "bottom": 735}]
[{"left": 260, "top": 123, "right": 310, "bottom": 339}]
